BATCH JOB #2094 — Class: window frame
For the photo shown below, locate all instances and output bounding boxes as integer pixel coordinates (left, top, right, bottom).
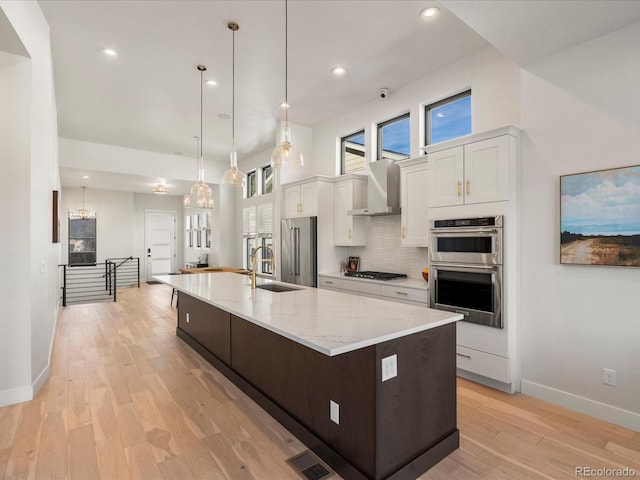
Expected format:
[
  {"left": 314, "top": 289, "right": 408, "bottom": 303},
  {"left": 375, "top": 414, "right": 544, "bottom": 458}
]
[
  {"left": 340, "top": 129, "right": 366, "bottom": 175},
  {"left": 246, "top": 169, "right": 257, "bottom": 198},
  {"left": 262, "top": 164, "right": 273, "bottom": 194},
  {"left": 377, "top": 112, "right": 411, "bottom": 161},
  {"left": 424, "top": 89, "right": 471, "bottom": 146}
]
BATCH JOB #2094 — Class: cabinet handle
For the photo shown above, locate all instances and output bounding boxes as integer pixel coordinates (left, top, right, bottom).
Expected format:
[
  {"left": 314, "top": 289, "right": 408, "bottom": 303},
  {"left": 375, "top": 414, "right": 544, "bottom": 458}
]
[
  {"left": 456, "top": 181, "right": 462, "bottom": 197},
  {"left": 456, "top": 353, "right": 471, "bottom": 359},
  {"left": 401, "top": 226, "right": 406, "bottom": 239},
  {"left": 299, "top": 202, "right": 303, "bottom": 213},
  {"left": 348, "top": 228, "right": 352, "bottom": 239},
  {"left": 325, "top": 281, "right": 333, "bottom": 285},
  {"left": 297, "top": 203, "right": 301, "bottom": 213},
  {"left": 466, "top": 179, "right": 470, "bottom": 196},
  {"left": 186, "top": 312, "right": 190, "bottom": 324},
  {"left": 395, "top": 291, "right": 408, "bottom": 296}
]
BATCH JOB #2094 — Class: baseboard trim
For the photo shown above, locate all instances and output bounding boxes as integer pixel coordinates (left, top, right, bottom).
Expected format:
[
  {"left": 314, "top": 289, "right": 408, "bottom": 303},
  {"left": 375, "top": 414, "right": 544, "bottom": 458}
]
[
  {"left": 521, "top": 380, "right": 640, "bottom": 432},
  {"left": 0, "top": 386, "right": 32, "bottom": 407}
]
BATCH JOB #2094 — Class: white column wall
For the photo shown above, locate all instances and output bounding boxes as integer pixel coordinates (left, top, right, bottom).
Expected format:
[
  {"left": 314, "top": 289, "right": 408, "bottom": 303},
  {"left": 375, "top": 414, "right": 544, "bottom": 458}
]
[
  {"left": 0, "top": 0, "right": 60, "bottom": 404},
  {"left": 0, "top": 54, "right": 32, "bottom": 402}
]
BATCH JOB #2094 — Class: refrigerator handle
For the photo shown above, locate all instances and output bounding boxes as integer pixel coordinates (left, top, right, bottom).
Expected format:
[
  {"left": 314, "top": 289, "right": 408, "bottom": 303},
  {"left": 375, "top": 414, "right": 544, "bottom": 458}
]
[
  {"left": 289, "top": 227, "right": 295, "bottom": 275},
  {"left": 294, "top": 227, "right": 300, "bottom": 276}
]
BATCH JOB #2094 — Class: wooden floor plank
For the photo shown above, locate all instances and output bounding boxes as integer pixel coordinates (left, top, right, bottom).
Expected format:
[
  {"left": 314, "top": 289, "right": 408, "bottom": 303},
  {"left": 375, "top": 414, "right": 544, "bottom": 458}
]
[{"left": 0, "top": 284, "right": 638, "bottom": 480}]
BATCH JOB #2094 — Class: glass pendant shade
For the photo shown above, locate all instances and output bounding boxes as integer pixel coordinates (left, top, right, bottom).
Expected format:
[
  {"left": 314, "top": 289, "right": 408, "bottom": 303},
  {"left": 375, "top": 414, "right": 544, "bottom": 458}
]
[
  {"left": 270, "top": 0, "right": 303, "bottom": 169},
  {"left": 271, "top": 123, "right": 303, "bottom": 168},
  {"left": 221, "top": 149, "right": 246, "bottom": 186},
  {"left": 184, "top": 66, "right": 214, "bottom": 209},
  {"left": 221, "top": 22, "right": 246, "bottom": 187}
]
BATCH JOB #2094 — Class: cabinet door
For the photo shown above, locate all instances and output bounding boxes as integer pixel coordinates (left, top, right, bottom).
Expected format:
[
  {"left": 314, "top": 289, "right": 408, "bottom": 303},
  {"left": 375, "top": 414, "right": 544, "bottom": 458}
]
[
  {"left": 400, "top": 162, "right": 429, "bottom": 246},
  {"left": 463, "top": 136, "right": 509, "bottom": 204},
  {"left": 428, "top": 146, "right": 464, "bottom": 207},
  {"left": 283, "top": 186, "right": 300, "bottom": 218},
  {"left": 299, "top": 181, "right": 318, "bottom": 216},
  {"left": 333, "top": 180, "right": 353, "bottom": 245}
]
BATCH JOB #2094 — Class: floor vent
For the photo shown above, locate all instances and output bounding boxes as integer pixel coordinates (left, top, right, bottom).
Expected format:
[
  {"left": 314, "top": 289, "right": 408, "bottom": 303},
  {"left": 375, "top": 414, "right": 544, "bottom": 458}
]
[{"left": 286, "top": 450, "right": 335, "bottom": 480}]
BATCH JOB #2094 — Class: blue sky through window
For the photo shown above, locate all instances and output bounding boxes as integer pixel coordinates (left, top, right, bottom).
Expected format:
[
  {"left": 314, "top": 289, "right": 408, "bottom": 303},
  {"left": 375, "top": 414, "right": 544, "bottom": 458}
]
[
  {"left": 348, "top": 132, "right": 365, "bottom": 145},
  {"left": 381, "top": 116, "right": 410, "bottom": 157},
  {"left": 429, "top": 95, "right": 471, "bottom": 144}
]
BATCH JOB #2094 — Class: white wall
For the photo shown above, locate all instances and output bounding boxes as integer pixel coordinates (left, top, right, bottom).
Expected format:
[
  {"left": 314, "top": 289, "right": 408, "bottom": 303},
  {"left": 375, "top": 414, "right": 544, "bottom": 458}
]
[
  {"left": 520, "top": 22, "right": 640, "bottom": 430},
  {"left": 0, "top": 1, "right": 60, "bottom": 405}
]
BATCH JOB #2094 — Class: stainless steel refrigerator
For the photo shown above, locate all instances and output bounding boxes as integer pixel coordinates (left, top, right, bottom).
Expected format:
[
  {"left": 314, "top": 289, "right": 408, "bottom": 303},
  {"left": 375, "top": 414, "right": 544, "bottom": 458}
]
[{"left": 281, "top": 216, "right": 317, "bottom": 287}]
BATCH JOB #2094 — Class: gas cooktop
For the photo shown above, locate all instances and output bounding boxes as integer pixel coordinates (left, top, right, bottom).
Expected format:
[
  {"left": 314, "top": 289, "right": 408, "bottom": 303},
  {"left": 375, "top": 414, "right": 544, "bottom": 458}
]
[{"left": 344, "top": 271, "right": 407, "bottom": 281}]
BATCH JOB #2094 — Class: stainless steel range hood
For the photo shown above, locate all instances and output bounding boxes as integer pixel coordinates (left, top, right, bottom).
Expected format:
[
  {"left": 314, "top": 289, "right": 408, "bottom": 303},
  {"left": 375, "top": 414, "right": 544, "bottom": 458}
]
[{"left": 348, "top": 159, "right": 400, "bottom": 216}]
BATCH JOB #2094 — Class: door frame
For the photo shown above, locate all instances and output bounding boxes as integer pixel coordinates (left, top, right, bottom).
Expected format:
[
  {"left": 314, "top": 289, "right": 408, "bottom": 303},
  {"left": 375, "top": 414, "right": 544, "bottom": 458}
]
[{"left": 144, "top": 209, "right": 177, "bottom": 281}]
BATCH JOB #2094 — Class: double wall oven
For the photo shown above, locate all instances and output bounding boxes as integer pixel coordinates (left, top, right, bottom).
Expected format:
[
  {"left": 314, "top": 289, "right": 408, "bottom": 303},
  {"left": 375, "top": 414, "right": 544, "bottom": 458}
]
[{"left": 429, "top": 216, "right": 503, "bottom": 328}]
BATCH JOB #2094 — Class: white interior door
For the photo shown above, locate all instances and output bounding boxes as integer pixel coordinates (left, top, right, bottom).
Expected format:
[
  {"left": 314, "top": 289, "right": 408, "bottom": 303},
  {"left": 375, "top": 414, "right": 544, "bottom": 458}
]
[{"left": 145, "top": 211, "right": 176, "bottom": 281}]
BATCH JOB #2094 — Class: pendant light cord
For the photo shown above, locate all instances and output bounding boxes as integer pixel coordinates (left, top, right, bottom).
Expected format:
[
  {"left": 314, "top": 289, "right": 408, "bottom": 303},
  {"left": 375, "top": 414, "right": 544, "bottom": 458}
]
[
  {"left": 284, "top": 0, "right": 288, "bottom": 125},
  {"left": 232, "top": 26, "right": 235, "bottom": 147},
  {"left": 200, "top": 68, "right": 203, "bottom": 157}
]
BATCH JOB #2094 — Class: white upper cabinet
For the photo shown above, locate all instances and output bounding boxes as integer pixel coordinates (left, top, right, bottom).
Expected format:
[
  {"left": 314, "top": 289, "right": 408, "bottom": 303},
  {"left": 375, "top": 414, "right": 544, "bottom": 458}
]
[
  {"left": 283, "top": 180, "right": 319, "bottom": 218},
  {"left": 399, "top": 159, "right": 429, "bottom": 246},
  {"left": 428, "top": 134, "right": 511, "bottom": 208},
  {"left": 333, "top": 176, "right": 368, "bottom": 246}
]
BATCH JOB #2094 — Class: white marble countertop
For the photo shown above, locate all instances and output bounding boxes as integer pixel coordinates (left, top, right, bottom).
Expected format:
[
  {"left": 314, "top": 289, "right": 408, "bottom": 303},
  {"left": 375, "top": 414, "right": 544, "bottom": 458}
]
[
  {"left": 155, "top": 272, "right": 459, "bottom": 357},
  {"left": 319, "top": 272, "right": 428, "bottom": 290}
]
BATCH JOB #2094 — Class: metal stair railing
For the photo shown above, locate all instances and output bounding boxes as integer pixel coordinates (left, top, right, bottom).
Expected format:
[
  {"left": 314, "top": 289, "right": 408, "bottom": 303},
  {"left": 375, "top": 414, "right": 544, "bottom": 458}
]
[{"left": 59, "top": 257, "right": 140, "bottom": 307}]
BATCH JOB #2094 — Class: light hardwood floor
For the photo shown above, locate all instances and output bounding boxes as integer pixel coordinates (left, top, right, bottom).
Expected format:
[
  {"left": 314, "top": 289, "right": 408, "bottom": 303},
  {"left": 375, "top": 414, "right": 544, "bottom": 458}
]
[{"left": 1, "top": 284, "right": 638, "bottom": 480}]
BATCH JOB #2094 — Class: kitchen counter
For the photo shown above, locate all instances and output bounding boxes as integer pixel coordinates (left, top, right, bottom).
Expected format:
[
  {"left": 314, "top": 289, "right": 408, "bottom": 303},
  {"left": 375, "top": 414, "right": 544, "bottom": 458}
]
[
  {"left": 154, "top": 272, "right": 461, "bottom": 480},
  {"left": 155, "top": 272, "right": 457, "bottom": 356},
  {"left": 179, "top": 266, "right": 249, "bottom": 274}
]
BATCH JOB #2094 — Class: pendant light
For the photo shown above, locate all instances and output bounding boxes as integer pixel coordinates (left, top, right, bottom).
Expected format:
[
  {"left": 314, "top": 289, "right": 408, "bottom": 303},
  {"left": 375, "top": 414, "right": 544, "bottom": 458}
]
[
  {"left": 270, "top": 0, "right": 303, "bottom": 169},
  {"left": 71, "top": 186, "right": 95, "bottom": 220},
  {"left": 221, "top": 22, "right": 246, "bottom": 187},
  {"left": 183, "top": 65, "right": 214, "bottom": 209}
]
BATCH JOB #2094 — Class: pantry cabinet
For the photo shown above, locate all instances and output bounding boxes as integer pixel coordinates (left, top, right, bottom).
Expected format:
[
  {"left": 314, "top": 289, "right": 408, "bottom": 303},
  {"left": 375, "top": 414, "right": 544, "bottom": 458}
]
[
  {"left": 333, "top": 176, "right": 368, "bottom": 246},
  {"left": 427, "top": 134, "right": 511, "bottom": 208},
  {"left": 398, "top": 158, "right": 429, "bottom": 246}
]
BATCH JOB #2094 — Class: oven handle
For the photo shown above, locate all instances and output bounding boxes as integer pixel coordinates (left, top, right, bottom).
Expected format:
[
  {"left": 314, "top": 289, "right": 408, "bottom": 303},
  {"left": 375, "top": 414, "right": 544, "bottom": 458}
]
[
  {"left": 430, "top": 228, "right": 500, "bottom": 236},
  {"left": 431, "top": 262, "right": 500, "bottom": 272}
]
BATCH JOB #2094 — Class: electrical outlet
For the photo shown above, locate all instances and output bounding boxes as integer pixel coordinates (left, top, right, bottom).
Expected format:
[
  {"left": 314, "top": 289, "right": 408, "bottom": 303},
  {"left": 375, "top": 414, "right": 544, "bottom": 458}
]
[
  {"left": 603, "top": 368, "right": 616, "bottom": 386},
  {"left": 381, "top": 354, "right": 398, "bottom": 382},
  {"left": 330, "top": 400, "right": 339, "bottom": 424}
]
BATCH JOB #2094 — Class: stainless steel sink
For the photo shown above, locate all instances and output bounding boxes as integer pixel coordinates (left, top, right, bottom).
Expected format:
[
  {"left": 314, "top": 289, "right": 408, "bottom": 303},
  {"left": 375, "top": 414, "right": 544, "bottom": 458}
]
[{"left": 256, "top": 284, "right": 300, "bottom": 292}]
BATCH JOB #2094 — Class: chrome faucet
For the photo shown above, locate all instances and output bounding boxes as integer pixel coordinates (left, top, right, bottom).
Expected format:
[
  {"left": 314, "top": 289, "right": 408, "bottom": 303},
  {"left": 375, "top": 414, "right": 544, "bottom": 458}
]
[{"left": 250, "top": 245, "right": 275, "bottom": 289}]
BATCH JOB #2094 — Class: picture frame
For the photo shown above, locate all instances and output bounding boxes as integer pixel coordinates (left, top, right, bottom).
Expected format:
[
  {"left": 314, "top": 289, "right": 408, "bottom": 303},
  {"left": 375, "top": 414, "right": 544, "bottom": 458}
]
[
  {"left": 188, "top": 230, "right": 193, "bottom": 248},
  {"left": 196, "top": 229, "right": 202, "bottom": 248},
  {"left": 200, "top": 211, "right": 208, "bottom": 228},
  {"left": 560, "top": 164, "right": 640, "bottom": 266},
  {"left": 347, "top": 256, "right": 360, "bottom": 272},
  {"left": 192, "top": 214, "right": 199, "bottom": 230},
  {"left": 206, "top": 228, "right": 211, "bottom": 248},
  {"left": 186, "top": 215, "right": 191, "bottom": 230}
]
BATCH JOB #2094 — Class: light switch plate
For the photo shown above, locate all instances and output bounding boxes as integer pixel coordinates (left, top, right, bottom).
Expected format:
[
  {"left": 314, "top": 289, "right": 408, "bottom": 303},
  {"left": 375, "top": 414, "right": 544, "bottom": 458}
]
[
  {"left": 330, "top": 400, "right": 339, "bottom": 424},
  {"left": 381, "top": 354, "right": 398, "bottom": 382}
]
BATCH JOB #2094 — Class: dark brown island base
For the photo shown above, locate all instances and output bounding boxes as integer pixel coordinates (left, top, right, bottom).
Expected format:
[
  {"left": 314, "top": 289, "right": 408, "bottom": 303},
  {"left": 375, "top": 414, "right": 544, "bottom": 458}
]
[{"left": 157, "top": 273, "right": 461, "bottom": 480}]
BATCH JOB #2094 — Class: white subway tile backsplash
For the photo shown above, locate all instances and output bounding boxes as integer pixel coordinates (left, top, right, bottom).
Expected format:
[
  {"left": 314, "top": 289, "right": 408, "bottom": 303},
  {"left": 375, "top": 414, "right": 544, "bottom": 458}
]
[{"left": 346, "top": 216, "right": 428, "bottom": 279}]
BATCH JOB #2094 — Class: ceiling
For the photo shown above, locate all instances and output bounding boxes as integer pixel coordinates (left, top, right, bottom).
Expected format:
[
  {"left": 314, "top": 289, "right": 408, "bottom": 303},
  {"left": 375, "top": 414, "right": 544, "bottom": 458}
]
[{"left": 39, "top": 1, "right": 640, "bottom": 195}]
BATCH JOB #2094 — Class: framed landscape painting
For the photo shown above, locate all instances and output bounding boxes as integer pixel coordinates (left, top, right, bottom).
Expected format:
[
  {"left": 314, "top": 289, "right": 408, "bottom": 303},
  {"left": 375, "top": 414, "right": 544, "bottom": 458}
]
[{"left": 560, "top": 164, "right": 640, "bottom": 266}]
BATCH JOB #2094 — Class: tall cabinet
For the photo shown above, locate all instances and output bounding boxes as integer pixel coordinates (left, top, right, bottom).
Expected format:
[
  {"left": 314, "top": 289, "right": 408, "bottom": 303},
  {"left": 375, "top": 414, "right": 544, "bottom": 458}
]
[
  {"left": 333, "top": 175, "right": 368, "bottom": 246},
  {"left": 424, "top": 125, "right": 521, "bottom": 394}
]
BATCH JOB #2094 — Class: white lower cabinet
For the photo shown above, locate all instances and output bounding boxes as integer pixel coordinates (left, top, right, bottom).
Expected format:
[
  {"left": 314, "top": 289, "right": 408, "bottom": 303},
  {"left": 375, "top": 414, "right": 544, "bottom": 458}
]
[
  {"left": 319, "top": 275, "right": 428, "bottom": 307},
  {"left": 455, "top": 346, "right": 510, "bottom": 384}
]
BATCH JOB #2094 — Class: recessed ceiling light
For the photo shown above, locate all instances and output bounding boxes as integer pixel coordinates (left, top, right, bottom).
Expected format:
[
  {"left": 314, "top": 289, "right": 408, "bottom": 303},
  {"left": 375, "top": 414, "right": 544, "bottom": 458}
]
[
  {"left": 205, "top": 80, "right": 217, "bottom": 87},
  {"left": 101, "top": 48, "right": 117, "bottom": 57},
  {"left": 280, "top": 102, "right": 290, "bottom": 109},
  {"left": 218, "top": 113, "right": 231, "bottom": 120},
  {"left": 82, "top": 175, "right": 90, "bottom": 179},
  {"left": 419, "top": 7, "right": 440, "bottom": 20},
  {"left": 331, "top": 66, "right": 347, "bottom": 76}
]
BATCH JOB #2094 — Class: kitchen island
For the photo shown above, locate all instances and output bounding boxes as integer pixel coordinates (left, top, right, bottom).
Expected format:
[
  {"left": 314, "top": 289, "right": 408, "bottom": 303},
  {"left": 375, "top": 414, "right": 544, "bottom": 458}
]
[{"left": 155, "top": 272, "right": 462, "bottom": 480}]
